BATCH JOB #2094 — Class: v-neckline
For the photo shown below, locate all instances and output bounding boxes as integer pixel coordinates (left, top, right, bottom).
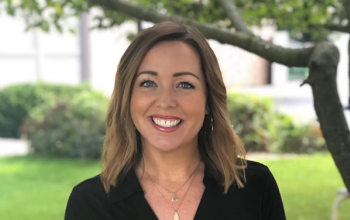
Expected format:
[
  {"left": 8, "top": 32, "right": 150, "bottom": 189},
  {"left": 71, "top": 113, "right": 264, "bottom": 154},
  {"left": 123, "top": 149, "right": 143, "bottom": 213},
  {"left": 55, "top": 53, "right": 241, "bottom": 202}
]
[
  {"left": 131, "top": 167, "right": 214, "bottom": 220},
  {"left": 137, "top": 183, "right": 209, "bottom": 220}
]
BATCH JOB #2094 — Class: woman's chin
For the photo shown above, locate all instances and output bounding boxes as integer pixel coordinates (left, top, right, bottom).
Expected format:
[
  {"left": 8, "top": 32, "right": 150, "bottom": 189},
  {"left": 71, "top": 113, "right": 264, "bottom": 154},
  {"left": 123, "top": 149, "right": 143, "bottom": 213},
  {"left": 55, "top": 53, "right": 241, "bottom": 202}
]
[
  {"left": 141, "top": 135, "right": 197, "bottom": 153},
  {"left": 151, "top": 143, "right": 181, "bottom": 152},
  {"left": 145, "top": 138, "right": 185, "bottom": 153}
]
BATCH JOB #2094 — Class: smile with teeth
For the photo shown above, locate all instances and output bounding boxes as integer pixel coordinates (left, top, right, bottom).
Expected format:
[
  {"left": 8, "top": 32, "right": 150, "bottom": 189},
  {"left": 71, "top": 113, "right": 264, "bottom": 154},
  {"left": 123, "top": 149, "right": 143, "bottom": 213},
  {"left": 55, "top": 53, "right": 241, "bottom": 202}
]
[{"left": 152, "top": 117, "right": 182, "bottom": 128}]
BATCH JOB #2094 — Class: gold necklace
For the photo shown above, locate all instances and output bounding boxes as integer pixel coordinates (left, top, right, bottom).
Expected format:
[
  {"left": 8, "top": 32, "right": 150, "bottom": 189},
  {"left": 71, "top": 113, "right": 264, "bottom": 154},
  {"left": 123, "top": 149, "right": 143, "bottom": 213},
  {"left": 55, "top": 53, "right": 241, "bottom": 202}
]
[
  {"left": 145, "top": 160, "right": 201, "bottom": 203},
  {"left": 145, "top": 161, "right": 200, "bottom": 220}
]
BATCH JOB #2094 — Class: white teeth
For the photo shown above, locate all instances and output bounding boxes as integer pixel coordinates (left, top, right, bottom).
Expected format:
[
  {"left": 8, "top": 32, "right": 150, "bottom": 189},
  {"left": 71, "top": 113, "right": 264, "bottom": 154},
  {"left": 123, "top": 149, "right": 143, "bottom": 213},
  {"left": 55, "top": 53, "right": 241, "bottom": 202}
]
[
  {"left": 160, "top": 119, "right": 166, "bottom": 127},
  {"left": 152, "top": 117, "right": 181, "bottom": 128}
]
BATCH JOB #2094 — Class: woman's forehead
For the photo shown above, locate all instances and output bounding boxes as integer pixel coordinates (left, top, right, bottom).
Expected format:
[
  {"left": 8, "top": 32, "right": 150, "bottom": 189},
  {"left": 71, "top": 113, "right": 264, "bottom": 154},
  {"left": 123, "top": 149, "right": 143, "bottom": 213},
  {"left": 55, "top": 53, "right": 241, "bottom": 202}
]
[{"left": 138, "top": 41, "right": 203, "bottom": 76}]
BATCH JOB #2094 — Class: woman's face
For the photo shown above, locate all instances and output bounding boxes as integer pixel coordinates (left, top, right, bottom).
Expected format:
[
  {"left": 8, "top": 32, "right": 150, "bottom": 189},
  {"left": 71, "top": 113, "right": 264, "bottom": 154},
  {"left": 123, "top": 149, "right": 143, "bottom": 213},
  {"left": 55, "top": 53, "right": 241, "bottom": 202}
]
[{"left": 130, "top": 40, "right": 207, "bottom": 153}]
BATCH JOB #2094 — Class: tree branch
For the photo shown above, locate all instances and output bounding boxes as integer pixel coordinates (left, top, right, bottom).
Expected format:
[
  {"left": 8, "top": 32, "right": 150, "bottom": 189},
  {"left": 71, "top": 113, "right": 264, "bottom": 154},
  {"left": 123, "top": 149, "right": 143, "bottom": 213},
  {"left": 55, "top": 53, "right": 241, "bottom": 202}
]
[
  {"left": 218, "top": 0, "right": 252, "bottom": 34},
  {"left": 308, "top": 23, "right": 350, "bottom": 33},
  {"left": 88, "top": 0, "right": 314, "bottom": 67},
  {"left": 324, "top": 24, "right": 349, "bottom": 33},
  {"left": 325, "top": 24, "right": 350, "bottom": 33},
  {"left": 343, "top": 0, "right": 350, "bottom": 22}
]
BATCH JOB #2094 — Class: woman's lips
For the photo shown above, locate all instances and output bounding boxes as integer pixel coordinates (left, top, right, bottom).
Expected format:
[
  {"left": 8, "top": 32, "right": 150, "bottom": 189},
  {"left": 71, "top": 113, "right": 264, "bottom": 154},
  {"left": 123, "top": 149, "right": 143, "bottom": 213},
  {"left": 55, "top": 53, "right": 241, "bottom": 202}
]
[{"left": 147, "top": 116, "right": 183, "bottom": 132}]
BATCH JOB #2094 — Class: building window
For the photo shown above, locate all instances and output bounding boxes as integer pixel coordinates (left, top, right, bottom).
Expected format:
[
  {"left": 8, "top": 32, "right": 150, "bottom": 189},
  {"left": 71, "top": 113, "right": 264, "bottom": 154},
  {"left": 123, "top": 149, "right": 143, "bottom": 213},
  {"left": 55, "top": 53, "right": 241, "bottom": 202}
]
[{"left": 288, "top": 67, "right": 308, "bottom": 80}]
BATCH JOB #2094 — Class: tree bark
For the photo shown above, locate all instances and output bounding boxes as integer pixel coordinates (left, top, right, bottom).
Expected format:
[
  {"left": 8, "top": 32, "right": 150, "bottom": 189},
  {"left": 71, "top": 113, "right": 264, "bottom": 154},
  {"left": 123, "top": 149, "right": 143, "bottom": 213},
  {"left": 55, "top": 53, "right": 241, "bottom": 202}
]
[
  {"left": 323, "top": 24, "right": 350, "bottom": 33},
  {"left": 348, "top": 37, "right": 350, "bottom": 108},
  {"left": 344, "top": 0, "right": 350, "bottom": 21},
  {"left": 218, "top": 0, "right": 252, "bottom": 34},
  {"left": 88, "top": 0, "right": 314, "bottom": 67},
  {"left": 306, "top": 42, "right": 350, "bottom": 190}
]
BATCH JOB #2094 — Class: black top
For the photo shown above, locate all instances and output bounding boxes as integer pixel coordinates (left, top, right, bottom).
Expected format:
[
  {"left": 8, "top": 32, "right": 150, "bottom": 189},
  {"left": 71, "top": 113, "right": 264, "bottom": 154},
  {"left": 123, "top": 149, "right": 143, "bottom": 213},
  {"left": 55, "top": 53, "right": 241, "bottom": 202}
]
[{"left": 64, "top": 160, "right": 286, "bottom": 220}]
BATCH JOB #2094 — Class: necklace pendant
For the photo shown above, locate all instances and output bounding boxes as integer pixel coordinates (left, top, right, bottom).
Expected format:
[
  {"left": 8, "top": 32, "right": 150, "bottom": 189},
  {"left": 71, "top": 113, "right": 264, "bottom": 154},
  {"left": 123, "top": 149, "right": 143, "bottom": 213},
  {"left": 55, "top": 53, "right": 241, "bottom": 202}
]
[
  {"left": 172, "top": 194, "right": 179, "bottom": 202},
  {"left": 174, "top": 211, "right": 180, "bottom": 220}
]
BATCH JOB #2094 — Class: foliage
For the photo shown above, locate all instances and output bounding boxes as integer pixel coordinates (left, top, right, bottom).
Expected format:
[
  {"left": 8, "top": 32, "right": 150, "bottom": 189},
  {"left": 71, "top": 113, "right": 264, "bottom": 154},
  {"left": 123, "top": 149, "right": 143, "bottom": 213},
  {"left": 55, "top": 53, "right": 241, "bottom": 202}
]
[
  {"left": 227, "top": 93, "right": 326, "bottom": 153},
  {"left": 137, "top": 0, "right": 347, "bottom": 41},
  {"left": 280, "top": 123, "right": 326, "bottom": 153},
  {"left": 0, "top": 0, "right": 347, "bottom": 42},
  {"left": 0, "top": 83, "right": 90, "bottom": 138},
  {"left": 0, "top": 0, "right": 130, "bottom": 32},
  {"left": 234, "top": 0, "right": 347, "bottom": 42},
  {"left": 21, "top": 89, "right": 108, "bottom": 159},
  {"left": 135, "top": 0, "right": 227, "bottom": 26}
]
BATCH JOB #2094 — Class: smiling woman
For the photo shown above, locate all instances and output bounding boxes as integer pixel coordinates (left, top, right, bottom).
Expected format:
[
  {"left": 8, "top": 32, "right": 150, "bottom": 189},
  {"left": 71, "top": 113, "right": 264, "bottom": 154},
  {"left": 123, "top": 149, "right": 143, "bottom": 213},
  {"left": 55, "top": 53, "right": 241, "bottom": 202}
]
[
  {"left": 131, "top": 40, "right": 207, "bottom": 153},
  {"left": 64, "top": 21, "right": 286, "bottom": 220}
]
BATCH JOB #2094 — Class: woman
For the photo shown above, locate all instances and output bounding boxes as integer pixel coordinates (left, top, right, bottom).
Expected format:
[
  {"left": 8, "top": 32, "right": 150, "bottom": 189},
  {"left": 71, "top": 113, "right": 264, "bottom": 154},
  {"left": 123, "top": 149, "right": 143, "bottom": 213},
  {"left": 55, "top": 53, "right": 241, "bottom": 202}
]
[{"left": 65, "top": 21, "right": 286, "bottom": 220}]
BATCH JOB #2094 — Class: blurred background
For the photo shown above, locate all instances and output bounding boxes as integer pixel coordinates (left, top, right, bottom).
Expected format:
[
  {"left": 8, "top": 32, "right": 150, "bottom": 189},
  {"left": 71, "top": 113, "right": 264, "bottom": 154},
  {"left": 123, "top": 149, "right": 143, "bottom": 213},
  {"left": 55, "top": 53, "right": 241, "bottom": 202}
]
[{"left": 0, "top": 0, "right": 349, "bottom": 219}]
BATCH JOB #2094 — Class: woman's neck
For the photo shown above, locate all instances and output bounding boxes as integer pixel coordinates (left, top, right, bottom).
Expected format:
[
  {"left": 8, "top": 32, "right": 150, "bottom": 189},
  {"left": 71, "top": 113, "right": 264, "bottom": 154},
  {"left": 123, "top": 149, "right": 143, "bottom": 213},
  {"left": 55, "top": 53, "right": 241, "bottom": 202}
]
[{"left": 138, "top": 144, "right": 202, "bottom": 182}]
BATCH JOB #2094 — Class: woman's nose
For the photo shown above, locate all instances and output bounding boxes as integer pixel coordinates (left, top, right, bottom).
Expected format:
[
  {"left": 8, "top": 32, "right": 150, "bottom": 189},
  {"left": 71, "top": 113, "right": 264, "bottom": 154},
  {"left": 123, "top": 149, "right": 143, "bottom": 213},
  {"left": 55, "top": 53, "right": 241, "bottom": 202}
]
[{"left": 155, "top": 88, "right": 177, "bottom": 109}]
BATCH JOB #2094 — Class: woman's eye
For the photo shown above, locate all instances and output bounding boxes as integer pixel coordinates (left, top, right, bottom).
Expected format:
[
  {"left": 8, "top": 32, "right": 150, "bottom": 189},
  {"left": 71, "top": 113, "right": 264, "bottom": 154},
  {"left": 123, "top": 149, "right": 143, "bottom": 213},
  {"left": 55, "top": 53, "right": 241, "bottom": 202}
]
[
  {"left": 178, "top": 82, "right": 195, "bottom": 89},
  {"left": 140, "top": 80, "right": 156, "bottom": 88}
]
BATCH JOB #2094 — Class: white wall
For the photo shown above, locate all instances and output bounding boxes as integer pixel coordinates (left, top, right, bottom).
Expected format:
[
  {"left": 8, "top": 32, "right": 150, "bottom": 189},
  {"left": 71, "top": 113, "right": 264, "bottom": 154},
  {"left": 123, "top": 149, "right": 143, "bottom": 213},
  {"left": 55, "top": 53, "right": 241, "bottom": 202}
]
[
  {"left": 0, "top": 14, "right": 81, "bottom": 87},
  {"left": 0, "top": 11, "right": 139, "bottom": 96},
  {"left": 271, "top": 31, "right": 290, "bottom": 86},
  {"left": 89, "top": 20, "right": 137, "bottom": 95},
  {"left": 334, "top": 33, "right": 350, "bottom": 106}
]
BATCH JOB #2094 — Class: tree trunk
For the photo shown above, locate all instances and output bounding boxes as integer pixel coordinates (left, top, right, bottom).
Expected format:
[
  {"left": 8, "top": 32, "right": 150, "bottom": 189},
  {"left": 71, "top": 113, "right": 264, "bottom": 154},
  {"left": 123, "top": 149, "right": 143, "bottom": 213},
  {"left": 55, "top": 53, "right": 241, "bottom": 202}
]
[
  {"left": 348, "top": 37, "right": 350, "bottom": 108},
  {"left": 307, "top": 42, "right": 350, "bottom": 190}
]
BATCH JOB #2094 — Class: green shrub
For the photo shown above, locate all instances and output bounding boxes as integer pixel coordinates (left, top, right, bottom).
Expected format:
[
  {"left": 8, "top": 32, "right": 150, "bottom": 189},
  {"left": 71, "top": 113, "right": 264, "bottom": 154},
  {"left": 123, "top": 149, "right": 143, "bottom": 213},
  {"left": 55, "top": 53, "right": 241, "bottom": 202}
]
[
  {"left": 3, "top": 83, "right": 325, "bottom": 155},
  {"left": 227, "top": 93, "right": 281, "bottom": 152},
  {"left": 227, "top": 93, "right": 326, "bottom": 153},
  {"left": 21, "top": 90, "right": 108, "bottom": 159},
  {"left": 0, "top": 83, "right": 90, "bottom": 138},
  {"left": 281, "top": 123, "right": 326, "bottom": 153}
]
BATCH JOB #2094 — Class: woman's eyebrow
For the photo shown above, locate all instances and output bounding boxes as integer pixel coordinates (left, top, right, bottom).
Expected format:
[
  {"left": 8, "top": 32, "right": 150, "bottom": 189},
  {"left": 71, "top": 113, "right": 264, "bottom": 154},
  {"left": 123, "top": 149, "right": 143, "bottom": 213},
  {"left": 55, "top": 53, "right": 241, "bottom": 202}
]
[
  {"left": 173, "top": 72, "right": 199, "bottom": 80},
  {"left": 136, "top": 70, "right": 200, "bottom": 80},
  {"left": 136, "top": 70, "right": 157, "bottom": 78}
]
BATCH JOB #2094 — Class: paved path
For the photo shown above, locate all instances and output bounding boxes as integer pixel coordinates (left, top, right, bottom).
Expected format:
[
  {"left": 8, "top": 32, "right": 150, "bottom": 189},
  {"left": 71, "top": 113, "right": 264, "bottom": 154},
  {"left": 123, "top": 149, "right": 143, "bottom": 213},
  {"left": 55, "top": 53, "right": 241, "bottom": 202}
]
[{"left": 0, "top": 138, "right": 29, "bottom": 157}]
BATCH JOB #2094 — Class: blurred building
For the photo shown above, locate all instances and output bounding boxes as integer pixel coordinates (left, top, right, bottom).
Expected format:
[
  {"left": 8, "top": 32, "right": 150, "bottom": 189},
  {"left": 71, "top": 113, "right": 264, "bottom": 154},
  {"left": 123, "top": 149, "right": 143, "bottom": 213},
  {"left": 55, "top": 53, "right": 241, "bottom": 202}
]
[{"left": 0, "top": 9, "right": 349, "bottom": 123}]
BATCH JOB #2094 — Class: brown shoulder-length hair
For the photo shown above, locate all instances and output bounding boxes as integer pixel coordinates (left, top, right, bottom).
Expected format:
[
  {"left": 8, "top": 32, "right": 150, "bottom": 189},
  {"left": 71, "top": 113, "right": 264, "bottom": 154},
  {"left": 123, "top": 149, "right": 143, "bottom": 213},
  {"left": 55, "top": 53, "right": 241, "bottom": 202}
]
[{"left": 101, "top": 21, "right": 246, "bottom": 194}]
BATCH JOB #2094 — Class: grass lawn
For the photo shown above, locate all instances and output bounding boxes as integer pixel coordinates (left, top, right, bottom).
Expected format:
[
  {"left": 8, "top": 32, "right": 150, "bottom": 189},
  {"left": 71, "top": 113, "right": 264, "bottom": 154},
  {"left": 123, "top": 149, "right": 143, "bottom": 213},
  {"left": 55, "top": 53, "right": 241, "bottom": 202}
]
[
  {"left": 0, "top": 156, "right": 101, "bottom": 220},
  {"left": 255, "top": 154, "right": 350, "bottom": 220},
  {"left": 0, "top": 153, "right": 349, "bottom": 220}
]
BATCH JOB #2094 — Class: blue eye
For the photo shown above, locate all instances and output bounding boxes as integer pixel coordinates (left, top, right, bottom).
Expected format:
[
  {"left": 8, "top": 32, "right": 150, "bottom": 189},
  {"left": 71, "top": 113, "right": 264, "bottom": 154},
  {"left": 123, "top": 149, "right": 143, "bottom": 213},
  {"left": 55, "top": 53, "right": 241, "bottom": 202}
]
[
  {"left": 178, "top": 82, "right": 195, "bottom": 89},
  {"left": 140, "top": 80, "right": 156, "bottom": 88}
]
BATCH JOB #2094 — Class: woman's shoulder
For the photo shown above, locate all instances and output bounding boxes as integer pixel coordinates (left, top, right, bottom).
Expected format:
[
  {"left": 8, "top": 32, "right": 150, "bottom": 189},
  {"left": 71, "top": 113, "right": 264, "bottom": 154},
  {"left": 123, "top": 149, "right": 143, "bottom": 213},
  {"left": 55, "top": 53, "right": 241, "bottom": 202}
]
[
  {"left": 245, "top": 160, "right": 270, "bottom": 174},
  {"left": 241, "top": 160, "right": 286, "bottom": 219},
  {"left": 65, "top": 175, "right": 108, "bottom": 220},
  {"left": 69, "top": 174, "right": 108, "bottom": 201},
  {"left": 73, "top": 174, "right": 103, "bottom": 189},
  {"left": 241, "top": 160, "right": 277, "bottom": 188}
]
